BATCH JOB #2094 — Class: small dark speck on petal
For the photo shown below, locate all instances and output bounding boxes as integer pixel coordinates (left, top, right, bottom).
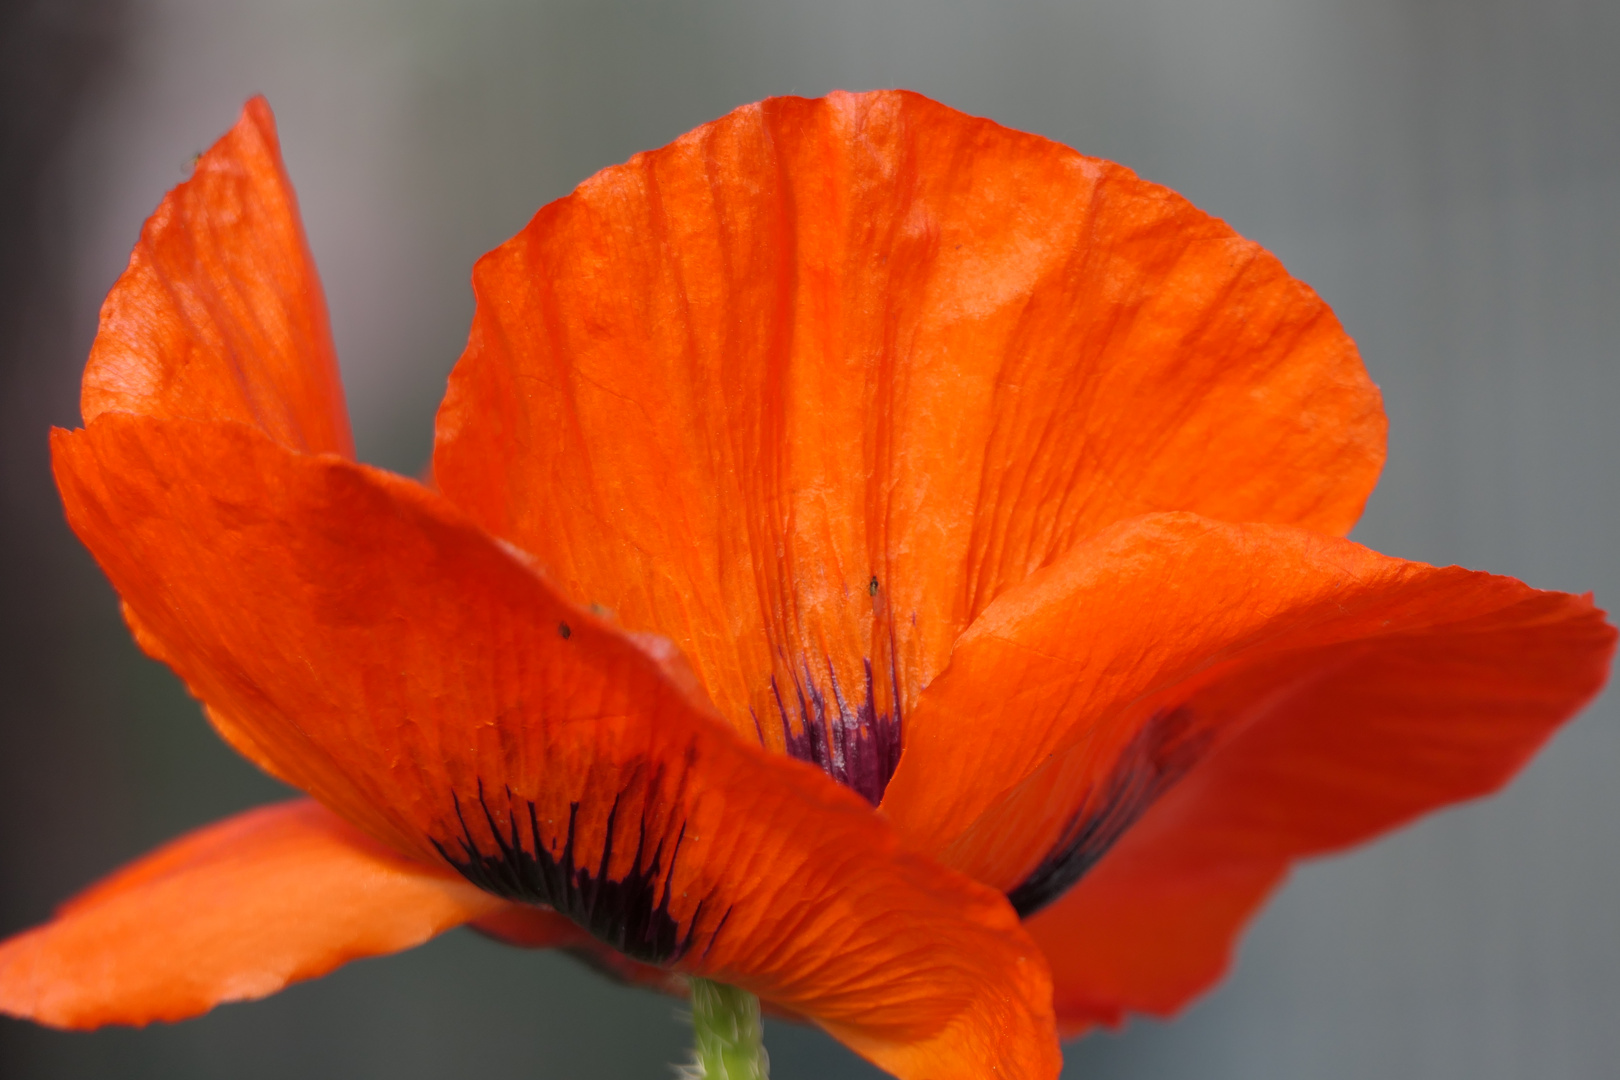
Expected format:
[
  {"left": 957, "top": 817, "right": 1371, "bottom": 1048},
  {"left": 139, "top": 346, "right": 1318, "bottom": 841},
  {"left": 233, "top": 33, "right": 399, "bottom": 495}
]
[
  {"left": 558, "top": 622, "right": 572, "bottom": 640},
  {"left": 869, "top": 576, "right": 879, "bottom": 597}
]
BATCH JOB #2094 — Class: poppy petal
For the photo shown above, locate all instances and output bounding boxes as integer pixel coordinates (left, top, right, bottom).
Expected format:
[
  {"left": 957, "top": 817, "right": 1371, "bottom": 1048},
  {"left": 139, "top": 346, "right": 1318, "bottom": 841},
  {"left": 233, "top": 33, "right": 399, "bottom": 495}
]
[
  {"left": 52, "top": 414, "right": 1059, "bottom": 1079},
  {"left": 1024, "top": 859, "right": 1285, "bottom": 1037},
  {"left": 82, "top": 96, "right": 352, "bottom": 457},
  {"left": 882, "top": 511, "right": 1612, "bottom": 922},
  {"left": 432, "top": 90, "right": 1382, "bottom": 799},
  {"left": 1025, "top": 569, "right": 1609, "bottom": 1031},
  {"left": 467, "top": 905, "right": 589, "bottom": 950},
  {"left": 470, "top": 907, "right": 692, "bottom": 999},
  {"left": 0, "top": 800, "right": 502, "bottom": 1029},
  {"left": 471, "top": 909, "right": 810, "bottom": 1022}
]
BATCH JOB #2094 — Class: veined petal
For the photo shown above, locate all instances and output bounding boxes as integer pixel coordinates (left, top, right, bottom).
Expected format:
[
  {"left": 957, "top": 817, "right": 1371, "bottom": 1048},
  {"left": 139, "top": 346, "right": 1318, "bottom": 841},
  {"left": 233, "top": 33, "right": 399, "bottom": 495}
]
[
  {"left": 83, "top": 97, "right": 352, "bottom": 457},
  {"left": 0, "top": 800, "right": 501, "bottom": 1029},
  {"left": 1025, "top": 859, "right": 1284, "bottom": 1036},
  {"left": 1027, "top": 576, "right": 1608, "bottom": 1031},
  {"left": 51, "top": 414, "right": 1059, "bottom": 1079},
  {"left": 432, "top": 90, "right": 1382, "bottom": 800},
  {"left": 885, "top": 513, "right": 1612, "bottom": 889},
  {"left": 470, "top": 907, "right": 698, "bottom": 1004},
  {"left": 880, "top": 513, "right": 1612, "bottom": 1028}
]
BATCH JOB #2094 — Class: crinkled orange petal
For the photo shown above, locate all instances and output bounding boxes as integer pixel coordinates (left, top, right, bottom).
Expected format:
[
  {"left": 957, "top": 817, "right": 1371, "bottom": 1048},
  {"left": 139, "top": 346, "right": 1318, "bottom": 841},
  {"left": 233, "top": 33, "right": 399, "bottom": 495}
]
[
  {"left": 886, "top": 512, "right": 1613, "bottom": 887},
  {"left": 1035, "top": 589, "right": 1610, "bottom": 1032},
  {"left": 0, "top": 800, "right": 501, "bottom": 1029},
  {"left": 473, "top": 910, "right": 801, "bottom": 1023},
  {"left": 880, "top": 512, "right": 1612, "bottom": 1031},
  {"left": 468, "top": 905, "right": 589, "bottom": 950},
  {"left": 432, "top": 90, "right": 1384, "bottom": 773},
  {"left": 51, "top": 414, "right": 1058, "bottom": 1080},
  {"left": 471, "top": 907, "right": 692, "bottom": 999},
  {"left": 82, "top": 97, "right": 351, "bottom": 457},
  {"left": 79, "top": 97, "right": 353, "bottom": 787},
  {"left": 1026, "top": 860, "right": 1285, "bottom": 1038}
]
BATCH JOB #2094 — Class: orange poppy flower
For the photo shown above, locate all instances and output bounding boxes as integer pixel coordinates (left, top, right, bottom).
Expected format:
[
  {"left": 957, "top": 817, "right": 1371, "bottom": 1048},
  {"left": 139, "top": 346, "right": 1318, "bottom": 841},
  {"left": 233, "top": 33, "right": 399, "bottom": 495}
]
[{"left": 1, "top": 89, "right": 1612, "bottom": 1076}]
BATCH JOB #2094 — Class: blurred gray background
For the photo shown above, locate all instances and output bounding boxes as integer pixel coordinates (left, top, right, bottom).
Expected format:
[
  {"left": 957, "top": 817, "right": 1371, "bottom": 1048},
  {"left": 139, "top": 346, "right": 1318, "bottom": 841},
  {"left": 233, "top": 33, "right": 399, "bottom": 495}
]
[{"left": 2, "top": 1, "right": 1616, "bottom": 1077}]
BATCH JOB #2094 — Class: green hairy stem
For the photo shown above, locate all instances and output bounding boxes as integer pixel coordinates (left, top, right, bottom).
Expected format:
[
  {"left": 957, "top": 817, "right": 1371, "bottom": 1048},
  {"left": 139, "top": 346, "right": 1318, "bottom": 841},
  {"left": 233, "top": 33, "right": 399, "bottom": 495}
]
[{"left": 683, "top": 978, "right": 770, "bottom": 1079}]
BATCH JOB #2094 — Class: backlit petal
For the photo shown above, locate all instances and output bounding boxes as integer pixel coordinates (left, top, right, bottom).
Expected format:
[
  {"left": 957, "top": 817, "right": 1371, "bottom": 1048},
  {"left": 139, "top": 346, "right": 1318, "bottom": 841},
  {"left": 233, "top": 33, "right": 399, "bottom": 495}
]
[
  {"left": 0, "top": 800, "right": 500, "bottom": 1029},
  {"left": 1033, "top": 580, "right": 1609, "bottom": 1031},
  {"left": 1025, "top": 860, "right": 1284, "bottom": 1037},
  {"left": 82, "top": 97, "right": 352, "bottom": 457},
  {"left": 880, "top": 513, "right": 1611, "bottom": 1028},
  {"left": 471, "top": 906, "right": 692, "bottom": 1000},
  {"left": 52, "top": 414, "right": 1059, "bottom": 1079},
  {"left": 433, "top": 90, "right": 1383, "bottom": 795}
]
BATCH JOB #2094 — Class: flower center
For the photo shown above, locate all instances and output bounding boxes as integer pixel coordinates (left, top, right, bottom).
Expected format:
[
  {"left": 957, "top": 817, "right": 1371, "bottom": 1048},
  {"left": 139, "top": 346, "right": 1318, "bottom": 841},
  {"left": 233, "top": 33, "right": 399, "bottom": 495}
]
[{"left": 756, "top": 656, "right": 902, "bottom": 806}]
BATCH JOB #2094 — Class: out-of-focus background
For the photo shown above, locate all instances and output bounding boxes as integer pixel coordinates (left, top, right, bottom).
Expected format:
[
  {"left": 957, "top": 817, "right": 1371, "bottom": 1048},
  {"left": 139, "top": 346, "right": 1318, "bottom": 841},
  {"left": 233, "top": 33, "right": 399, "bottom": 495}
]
[{"left": 2, "top": 1, "right": 1616, "bottom": 1077}]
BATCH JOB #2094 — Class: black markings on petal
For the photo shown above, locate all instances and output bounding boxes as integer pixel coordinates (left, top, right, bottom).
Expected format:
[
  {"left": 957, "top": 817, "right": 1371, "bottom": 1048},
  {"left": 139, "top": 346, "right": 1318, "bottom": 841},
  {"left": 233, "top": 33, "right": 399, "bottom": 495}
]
[
  {"left": 1007, "top": 707, "right": 1210, "bottom": 918},
  {"left": 432, "top": 779, "right": 721, "bottom": 965},
  {"left": 761, "top": 652, "right": 903, "bottom": 806},
  {"left": 557, "top": 621, "right": 572, "bottom": 639}
]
